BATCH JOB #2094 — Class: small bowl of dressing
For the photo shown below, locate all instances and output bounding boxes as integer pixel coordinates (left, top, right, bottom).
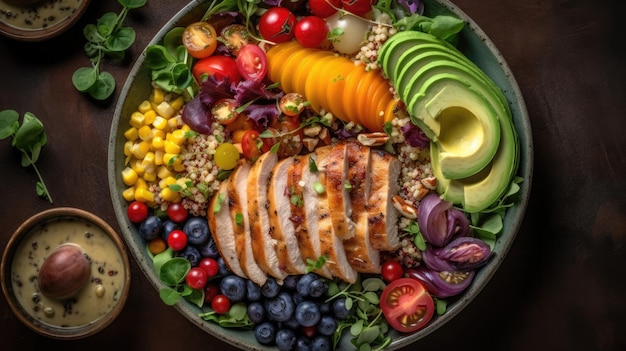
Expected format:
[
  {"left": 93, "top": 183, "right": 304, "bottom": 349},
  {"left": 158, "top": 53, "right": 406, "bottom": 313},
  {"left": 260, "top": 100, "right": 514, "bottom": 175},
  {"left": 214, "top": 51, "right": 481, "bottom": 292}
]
[
  {"left": 0, "top": 0, "right": 91, "bottom": 41},
  {"left": 1, "top": 207, "right": 131, "bottom": 339}
]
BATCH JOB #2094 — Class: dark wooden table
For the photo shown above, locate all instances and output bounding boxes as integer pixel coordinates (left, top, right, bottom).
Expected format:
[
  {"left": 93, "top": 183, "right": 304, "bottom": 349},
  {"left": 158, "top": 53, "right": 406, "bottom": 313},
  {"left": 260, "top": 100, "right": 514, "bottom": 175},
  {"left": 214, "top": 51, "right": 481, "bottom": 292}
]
[{"left": 2, "top": 0, "right": 625, "bottom": 350}]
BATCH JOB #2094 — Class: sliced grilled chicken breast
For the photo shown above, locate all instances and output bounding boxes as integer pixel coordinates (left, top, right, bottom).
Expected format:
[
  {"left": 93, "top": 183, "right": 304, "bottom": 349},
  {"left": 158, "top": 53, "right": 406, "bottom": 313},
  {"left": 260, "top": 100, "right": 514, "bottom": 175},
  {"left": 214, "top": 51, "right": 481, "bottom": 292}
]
[
  {"left": 316, "top": 146, "right": 358, "bottom": 283},
  {"left": 207, "top": 180, "right": 246, "bottom": 277},
  {"left": 367, "top": 149, "right": 402, "bottom": 251},
  {"left": 267, "top": 157, "right": 307, "bottom": 275},
  {"left": 324, "top": 142, "right": 355, "bottom": 240},
  {"left": 247, "top": 151, "right": 287, "bottom": 281},
  {"left": 228, "top": 162, "right": 267, "bottom": 286},
  {"left": 343, "top": 142, "right": 381, "bottom": 273}
]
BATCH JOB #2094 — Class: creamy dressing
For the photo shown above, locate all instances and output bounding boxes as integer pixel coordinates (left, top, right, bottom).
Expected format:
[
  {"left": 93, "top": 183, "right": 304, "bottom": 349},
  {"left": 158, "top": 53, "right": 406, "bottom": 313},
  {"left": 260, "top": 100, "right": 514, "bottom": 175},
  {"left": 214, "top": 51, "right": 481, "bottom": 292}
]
[
  {"left": 0, "top": 0, "right": 83, "bottom": 31},
  {"left": 9, "top": 216, "right": 126, "bottom": 327}
]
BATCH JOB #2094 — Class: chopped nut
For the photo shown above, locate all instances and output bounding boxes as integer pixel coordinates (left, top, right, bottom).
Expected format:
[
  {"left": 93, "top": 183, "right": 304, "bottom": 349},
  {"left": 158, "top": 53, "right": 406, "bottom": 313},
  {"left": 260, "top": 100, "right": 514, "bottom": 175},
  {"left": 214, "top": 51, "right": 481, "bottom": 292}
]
[
  {"left": 357, "top": 132, "right": 389, "bottom": 146},
  {"left": 392, "top": 195, "right": 418, "bottom": 219},
  {"left": 302, "top": 137, "right": 320, "bottom": 152},
  {"left": 421, "top": 176, "right": 437, "bottom": 190},
  {"left": 303, "top": 125, "right": 322, "bottom": 137},
  {"left": 415, "top": 187, "right": 430, "bottom": 201}
]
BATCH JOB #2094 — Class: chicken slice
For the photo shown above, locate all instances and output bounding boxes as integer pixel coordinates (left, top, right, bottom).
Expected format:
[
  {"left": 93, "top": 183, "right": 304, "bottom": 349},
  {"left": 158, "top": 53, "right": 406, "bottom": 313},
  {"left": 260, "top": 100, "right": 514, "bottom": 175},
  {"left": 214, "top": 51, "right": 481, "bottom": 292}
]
[
  {"left": 323, "top": 141, "right": 355, "bottom": 240},
  {"left": 367, "top": 148, "right": 402, "bottom": 251}
]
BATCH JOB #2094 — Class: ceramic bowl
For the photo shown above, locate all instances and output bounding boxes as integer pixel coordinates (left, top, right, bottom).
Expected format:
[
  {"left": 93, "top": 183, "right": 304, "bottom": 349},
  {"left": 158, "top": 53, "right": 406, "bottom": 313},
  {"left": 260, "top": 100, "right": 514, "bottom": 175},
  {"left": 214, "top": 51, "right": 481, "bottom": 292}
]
[
  {"left": 1, "top": 207, "right": 131, "bottom": 339},
  {"left": 107, "top": 0, "right": 533, "bottom": 349},
  {"left": 0, "top": 0, "right": 91, "bottom": 41}
]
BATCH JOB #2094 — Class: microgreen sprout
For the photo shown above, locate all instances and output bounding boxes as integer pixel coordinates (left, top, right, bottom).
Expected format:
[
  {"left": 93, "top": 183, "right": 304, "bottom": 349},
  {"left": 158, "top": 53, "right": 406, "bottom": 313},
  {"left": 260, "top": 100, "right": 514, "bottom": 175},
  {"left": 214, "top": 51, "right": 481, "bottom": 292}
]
[
  {"left": 72, "top": 0, "right": 147, "bottom": 100},
  {"left": 0, "top": 110, "right": 53, "bottom": 203}
]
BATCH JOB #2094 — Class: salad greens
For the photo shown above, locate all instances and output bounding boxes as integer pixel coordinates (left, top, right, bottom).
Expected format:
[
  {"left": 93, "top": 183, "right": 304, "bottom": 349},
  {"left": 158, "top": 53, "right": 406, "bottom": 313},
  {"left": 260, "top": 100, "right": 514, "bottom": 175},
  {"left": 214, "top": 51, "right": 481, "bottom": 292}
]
[
  {"left": 0, "top": 110, "right": 53, "bottom": 203},
  {"left": 72, "top": 0, "right": 147, "bottom": 100}
]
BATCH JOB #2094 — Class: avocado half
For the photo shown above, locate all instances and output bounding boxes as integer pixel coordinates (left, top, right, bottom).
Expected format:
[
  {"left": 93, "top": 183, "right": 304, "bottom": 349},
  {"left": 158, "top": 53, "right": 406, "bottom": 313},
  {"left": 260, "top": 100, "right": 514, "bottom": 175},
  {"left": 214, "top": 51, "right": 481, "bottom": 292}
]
[{"left": 379, "top": 30, "right": 519, "bottom": 213}]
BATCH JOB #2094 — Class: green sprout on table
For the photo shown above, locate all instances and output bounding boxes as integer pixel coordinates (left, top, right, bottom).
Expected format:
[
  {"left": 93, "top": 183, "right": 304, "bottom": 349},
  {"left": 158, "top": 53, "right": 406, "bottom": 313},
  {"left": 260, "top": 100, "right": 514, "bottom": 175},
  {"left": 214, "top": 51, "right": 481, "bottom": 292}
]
[
  {"left": 0, "top": 110, "right": 53, "bottom": 203},
  {"left": 72, "top": 0, "right": 147, "bottom": 100}
]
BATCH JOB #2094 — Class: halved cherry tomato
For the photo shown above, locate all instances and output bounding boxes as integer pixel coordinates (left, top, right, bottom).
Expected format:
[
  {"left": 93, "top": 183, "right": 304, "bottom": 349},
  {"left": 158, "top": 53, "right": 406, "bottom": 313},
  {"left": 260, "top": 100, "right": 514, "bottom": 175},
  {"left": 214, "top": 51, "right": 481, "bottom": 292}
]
[
  {"left": 258, "top": 7, "right": 296, "bottom": 43},
  {"left": 211, "top": 98, "right": 240, "bottom": 125},
  {"left": 236, "top": 44, "right": 268, "bottom": 83},
  {"left": 241, "top": 129, "right": 262, "bottom": 162},
  {"left": 380, "top": 278, "right": 435, "bottom": 333},
  {"left": 279, "top": 92, "right": 307, "bottom": 117},
  {"left": 182, "top": 22, "right": 218, "bottom": 59},
  {"left": 192, "top": 55, "right": 241, "bottom": 84},
  {"left": 220, "top": 24, "right": 250, "bottom": 56}
]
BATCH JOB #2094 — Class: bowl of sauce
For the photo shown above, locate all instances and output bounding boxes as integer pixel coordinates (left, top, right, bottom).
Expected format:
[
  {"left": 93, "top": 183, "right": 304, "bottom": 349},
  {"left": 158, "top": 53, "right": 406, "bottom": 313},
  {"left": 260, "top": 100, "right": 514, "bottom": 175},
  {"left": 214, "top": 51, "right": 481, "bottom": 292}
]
[
  {"left": 0, "top": 0, "right": 90, "bottom": 41},
  {"left": 1, "top": 207, "right": 131, "bottom": 339}
]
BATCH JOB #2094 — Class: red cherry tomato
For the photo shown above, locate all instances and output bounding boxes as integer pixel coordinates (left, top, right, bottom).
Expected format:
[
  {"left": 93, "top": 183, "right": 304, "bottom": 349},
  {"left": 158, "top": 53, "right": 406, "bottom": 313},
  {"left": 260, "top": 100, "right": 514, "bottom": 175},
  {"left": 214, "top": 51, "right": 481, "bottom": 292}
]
[
  {"left": 127, "top": 201, "right": 148, "bottom": 223},
  {"left": 192, "top": 55, "right": 241, "bottom": 84},
  {"left": 258, "top": 7, "right": 296, "bottom": 43},
  {"left": 308, "top": 0, "right": 342, "bottom": 18},
  {"left": 381, "top": 259, "right": 404, "bottom": 282},
  {"left": 211, "top": 98, "right": 240, "bottom": 125},
  {"left": 167, "top": 229, "right": 188, "bottom": 251},
  {"left": 185, "top": 267, "right": 208, "bottom": 290},
  {"left": 167, "top": 202, "right": 188, "bottom": 223},
  {"left": 204, "top": 283, "right": 220, "bottom": 303},
  {"left": 380, "top": 278, "right": 435, "bottom": 333},
  {"left": 236, "top": 44, "right": 268, "bottom": 82},
  {"left": 341, "top": 0, "right": 373, "bottom": 17},
  {"left": 241, "top": 129, "right": 262, "bottom": 162},
  {"left": 198, "top": 257, "right": 219, "bottom": 278},
  {"left": 294, "top": 16, "right": 329, "bottom": 48},
  {"left": 182, "top": 21, "right": 218, "bottom": 59},
  {"left": 211, "top": 294, "right": 231, "bottom": 314}
]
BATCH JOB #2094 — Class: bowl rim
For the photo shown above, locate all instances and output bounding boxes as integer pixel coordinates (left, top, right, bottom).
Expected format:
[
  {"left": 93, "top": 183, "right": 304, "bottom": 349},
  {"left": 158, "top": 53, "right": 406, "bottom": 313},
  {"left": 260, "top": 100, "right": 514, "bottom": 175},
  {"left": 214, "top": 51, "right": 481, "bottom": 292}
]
[
  {"left": 0, "top": 0, "right": 91, "bottom": 42},
  {"left": 0, "top": 207, "right": 132, "bottom": 340}
]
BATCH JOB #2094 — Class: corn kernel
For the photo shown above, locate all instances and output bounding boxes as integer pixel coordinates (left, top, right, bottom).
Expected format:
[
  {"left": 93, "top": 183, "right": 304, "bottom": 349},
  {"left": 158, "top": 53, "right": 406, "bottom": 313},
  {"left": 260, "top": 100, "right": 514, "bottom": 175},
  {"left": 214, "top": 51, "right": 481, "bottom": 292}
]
[
  {"left": 130, "top": 112, "right": 145, "bottom": 129},
  {"left": 151, "top": 88, "right": 165, "bottom": 105},
  {"left": 138, "top": 100, "right": 153, "bottom": 113},
  {"left": 123, "top": 140, "right": 134, "bottom": 157},
  {"left": 131, "top": 140, "right": 151, "bottom": 159},
  {"left": 155, "top": 101, "right": 175, "bottom": 119},
  {"left": 142, "top": 152, "right": 156, "bottom": 172},
  {"left": 160, "top": 187, "right": 181, "bottom": 202},
  {"left": 143, "top": 170, "right": 157, "bottom": 182},
  {"left": 154, "top": 150, "right": 165, "bottom": 165},
  {"left": 135, "top": 177, "right": 148, "bottom": 190},
  {"left": 130, "top": 158, "right": 145, "bottom": 176},
  {"left": 157, "top": 165, "right": 173, "bottom": 179},
  {"left": 122, "top": 187, "right": 135, "bottom": 201},
  {"left": 138, "top": 125, "right": 153, "bottom": 141},
  {"left": 135, "top": 188, "right": 155, "bottom": 202},
  {"left": 163, "top": 153, "right": 178, "bottom": 166},
  {"left": 151, "top": 136, "right": 164, "bottom": 150},
  {"left": 170, "top": 129, "right": 186, "bottom": 145},
  {"left": 170, "top": 96, "right": 185, "bottom": 111},
  {"left": 152, "top": 116, "right": 168, "bottom": 130},
  {"left": 172, "top": 158, "right": 185, "bottom": 172},
  {"left": 143, "top": 110, "right": 157, "bottom": 125},
  {"left": 121, "top": 167, "right": 138, "bottom": 186},
  {"left": 181, "top": 124, "right": 191, "bottom": 132},
  {"left": 163, "top": 176, "right": 177, "bottom": 186},
  {"left": 164, "top": 140, "right": 181, "bottom": 154},
  {"left": 167, "top": 117, "right": 180, "bottom": 129},
  {"left": 124, "top": 127, "right": 139, "bottom": 141}
]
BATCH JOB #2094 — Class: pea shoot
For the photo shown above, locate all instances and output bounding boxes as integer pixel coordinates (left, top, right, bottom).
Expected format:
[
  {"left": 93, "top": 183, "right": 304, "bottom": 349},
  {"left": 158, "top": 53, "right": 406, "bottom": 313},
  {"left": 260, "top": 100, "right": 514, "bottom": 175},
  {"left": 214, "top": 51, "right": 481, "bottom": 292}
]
[
  {"left": 0, "top": 110, "right": 53, "bottom": 203},
  {"left": 72, "top": 0, "right": 147, "bottom": 100}
]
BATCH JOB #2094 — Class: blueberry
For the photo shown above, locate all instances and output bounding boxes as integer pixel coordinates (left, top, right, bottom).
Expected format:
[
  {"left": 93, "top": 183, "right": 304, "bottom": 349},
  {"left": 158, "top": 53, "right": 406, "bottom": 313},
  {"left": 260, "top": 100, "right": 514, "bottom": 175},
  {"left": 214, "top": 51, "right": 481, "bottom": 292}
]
[
  {"left": 265, "top": 292, "right": 295, "bottom": 322},
  {"left": 317, "top": 315, "right": 338, "bottom": 336},
  {"left": 296, "top": 272, "right": 317, "bottom": 297},
  {"left": 261, "top": 277, "right": 280, "bottom": 298},
  {"left": 291, "top": 291, "right": 305, "bottom": 306},
  {"left": 247, "top": 301, "right": 266, "bottom": 324},
  {"left": 283, "top": 275, "right": 299, "bottom": 290},
  {"left": 311, "top": 335, "right": 331, "bottom": 351},
  {"left": 197, "top": 237, "right": 220, "bottom": 259},
  {"left": 295, "top": 300, "right": 321, "bottom": 327},
  {"left": 294, "top": 336, "right": 312, "bottom": 351},
  {"left": 175, "top": 245, "right": 201, "bottom": 266},
  {"left": 217, "top": 256, "right": 231, "bottom": 276},
  {"left": 254, "top": 322, "right": 277, "bottom": 345},
  {"left": 319, "top": 301, "right": 331, "bottom": 315},
  {"left": 275, "top": 328, "right": 297, "bottom": 351},
  {"left": 332, "top": 298, "right": 353, "bottom": 319},
  {"left": 246, "top": 279, "right": 262, "bottom": 301},
  {"left": 183, "top": 216, "right": 210, "bottom": 245},
  {"left": 281, "top": 315, "right": 300, "bottom": 330},
  {"left": 138, "top": 215, "right": 162, "bottom": 240},
  {"left": 220, "top": 275, "right": 247, "bottom": 302},
  {"left": 161, "top": 219, "right": 180, "bottom": 241},
  {"left": 308, "top": 278, "right": 327, "bottom": 298}
]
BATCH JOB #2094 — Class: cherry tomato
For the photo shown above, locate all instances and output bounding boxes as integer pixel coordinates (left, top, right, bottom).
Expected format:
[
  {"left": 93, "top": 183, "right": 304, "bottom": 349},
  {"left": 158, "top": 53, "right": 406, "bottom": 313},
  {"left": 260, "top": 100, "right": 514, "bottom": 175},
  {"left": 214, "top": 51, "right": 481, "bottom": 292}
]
[
  {"left": 263, "top": 117, "right": 303, "bottom": 158},
  {"left": 211, "top": 98, "right": 240, "bottom": 125},
  {"left": 211, "top": 294, "right": 231, "bottom": 314},
  {"left": 241, "top": 129, "right": 262, "bottom": 162},
  {"left": 220, "top": 24, "right": 250, "bottom": 56},
  {"left": 225, "top": 113, "right": 255, "bottom": 133},
  {"left": 192, "top": 55, "right": 241, "bottom": 84},
  {"left": 204, "top": 283, "right": 220, "bottom": 303},
  {"left": 167, "top": 202, "right": 188, "bottom": 223},
  {"left": 258, "top": 7, "right": 296, "bottom": 43},
  {"left": 279, "top": 92, "right": 307, "bottom": 117},
  {"left": 127, "top": 201, "right": 148, "bottom": 223},
  {"left": 198, "top": 257, "right": 219, "bottom": 278},
  {"left": 381, "top": 259, "right": 404, "bottom": 282},
  {"left": 309, "top": 0, "right": 342, "bottom": 18},
  {"left": 294, "top": 16, "right": 329, "bottom": 48},
  {"left": 380, "top": 278, "right": 434, "bottom": 333},
  {"left": 167, "top": 229, "right": 188, "bottom": 251},
  {"left": 236, "top": 44, "right": 268, "bottom": 83},
  {"left": 182, "top": 22, "right": 218, "bottom": 59},
  {"left": 214, "top": 142, "right": 240, "bottom": 170},
  {"left": 185, "top": 267, "right": 208, "bottom": 290},
  {"left": 341, "top": 0, "right": 373, "bottom": 17}
]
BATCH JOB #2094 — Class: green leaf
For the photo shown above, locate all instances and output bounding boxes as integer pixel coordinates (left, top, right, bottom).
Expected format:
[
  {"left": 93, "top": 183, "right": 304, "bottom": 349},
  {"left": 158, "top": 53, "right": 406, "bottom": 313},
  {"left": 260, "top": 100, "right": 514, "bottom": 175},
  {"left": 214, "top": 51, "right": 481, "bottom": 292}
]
[
  {"left": 163, "top": 27, "right": 185, "bottom": 56},
  {"left": 159, "top": 287, "right": 181, "bottom": 305},
  {"left": 105, "top": 26, "right": 136, "bottom": 52},
  {"left": 72, "top": 67, "right": 98, "bottom": 92},
  {"left": 97, "top": 12, "right": 118, "bottom": 37},
  {"left": 83, "top": 23, "right": 102, "bottom": 43},
  {"left": 13, "top": 112, "right": 44, "bottom": 151},
  {"left": 145, "top": 45, "right": 176, "bottom": 70},
  {"left": 356, "top": 325, "right": 380, "bottom": 345},
  {"left": 88, "top": 71, "right": 116, "bottom": 100},
  {"left": 119, "top": 0, "right": 147, "bottom": 9},
  {"left": 0, "top": 109, "right": 19, "bottom": 139},
  {"left": 184, "top": 288, "right": 205, "bottom": 308},
  {"left": 362, "top": 278, "right": 386, "bottom": 292},
  {"left": 350, "top": 319, "right": 364, "bottom": 335},
  {"left": 159, "top": 257, "right": 190, "bottom": 286},
  {"left": 152, "top": 247, "right": 174, "bottom": 275}
]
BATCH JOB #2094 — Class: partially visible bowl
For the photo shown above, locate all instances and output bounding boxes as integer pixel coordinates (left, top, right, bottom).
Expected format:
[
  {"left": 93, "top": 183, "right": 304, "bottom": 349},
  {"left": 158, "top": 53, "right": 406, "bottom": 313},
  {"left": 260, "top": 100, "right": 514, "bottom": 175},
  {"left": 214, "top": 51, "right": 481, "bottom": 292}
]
[
  {"left": 1, "top": 207, "right": 131, "bottom": 339},
  {"left": 0, "top": 0, "right": 90, "bottom": 41}
]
